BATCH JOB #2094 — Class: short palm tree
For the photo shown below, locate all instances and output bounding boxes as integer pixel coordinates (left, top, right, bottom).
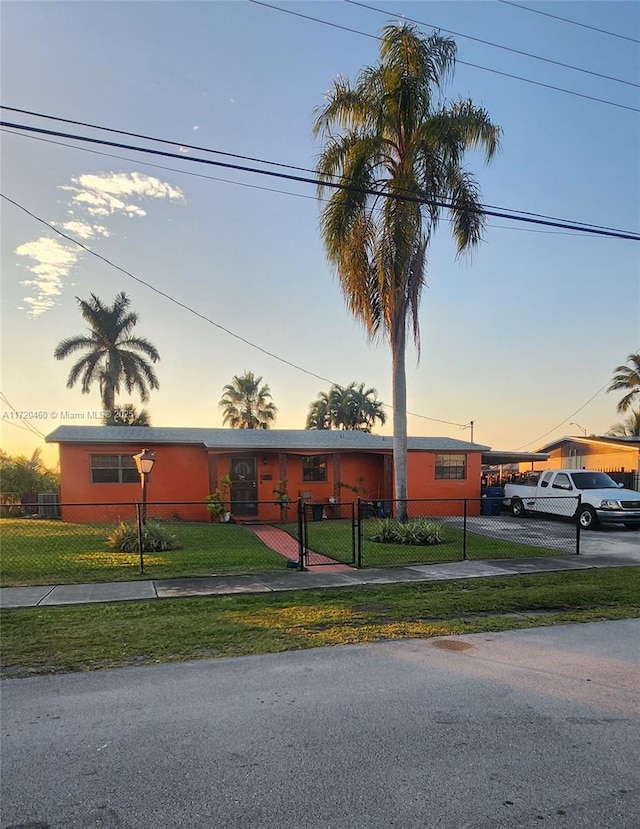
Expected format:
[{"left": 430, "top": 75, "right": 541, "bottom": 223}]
[
  {"left": 314, "top": 24, "right": 500, "bottom": 516},
  {"left": 219, "top": 371, "right": 277, "bottom": 429},
  {"left": 607, "top": 352, "right": 640, "bottom": 413},
  {"left": 306, "top": 383, "right": 386, "bottom": 432},
  {"left": 103, "top": 404, "right": 151, "bottom": 426},
  {"left": 608, "top": 409, "right": 640, "bottom": 437},
  {"left": 54, "top": 292, "right": 160, "bottom": 413}
]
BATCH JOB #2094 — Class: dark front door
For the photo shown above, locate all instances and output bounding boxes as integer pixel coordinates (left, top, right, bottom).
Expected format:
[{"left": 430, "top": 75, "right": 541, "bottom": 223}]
[{"left": 230, "top": 456, "right": 257, "bottom": 516}]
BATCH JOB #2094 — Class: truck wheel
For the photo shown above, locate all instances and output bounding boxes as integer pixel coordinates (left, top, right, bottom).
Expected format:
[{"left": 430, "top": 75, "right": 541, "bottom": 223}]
[
  {"left": 577, "top": 506, "right": 599, "bottom": 530},
  {"left": 511, "top": 499, "right": 527, "bottom": 518}
]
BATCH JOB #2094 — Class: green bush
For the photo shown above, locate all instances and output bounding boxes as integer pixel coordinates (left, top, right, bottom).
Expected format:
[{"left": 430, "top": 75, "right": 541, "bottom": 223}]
[
  {"left": 106, "top": 521, "right": 182, "bottom": 553},
  {"left": 368, "top": 517, "right": 444, "bottom": 546}
]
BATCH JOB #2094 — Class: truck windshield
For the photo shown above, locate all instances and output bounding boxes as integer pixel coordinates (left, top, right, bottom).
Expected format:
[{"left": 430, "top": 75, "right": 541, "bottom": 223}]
[{"left": 570, "top": 472, "right": 618, "bottom": 490}]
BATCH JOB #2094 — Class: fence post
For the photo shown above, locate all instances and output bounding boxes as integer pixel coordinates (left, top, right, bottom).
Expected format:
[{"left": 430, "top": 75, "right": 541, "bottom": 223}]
[
  {"left": 136, "top": 501, "right": 145, "bottom": 574},
  {"left": 462, "top": 499, "right": 468, "bottom": 561},
  {"left": 575, "top": 494, "right": 581, "bottom": 556},
  {"left": 350, "top": 501, "right": 357, "bottom": 566},
  {"left": 297, "top": 497, "right": 305, "bottom": 570},
  {"left": 356, "top": 498, "right": 363, "bottom": 568}
]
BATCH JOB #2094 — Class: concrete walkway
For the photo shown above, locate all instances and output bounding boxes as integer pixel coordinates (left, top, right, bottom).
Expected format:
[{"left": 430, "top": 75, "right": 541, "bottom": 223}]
[{"left": 1, "top": 550, "right": 638, "bottom": 609}]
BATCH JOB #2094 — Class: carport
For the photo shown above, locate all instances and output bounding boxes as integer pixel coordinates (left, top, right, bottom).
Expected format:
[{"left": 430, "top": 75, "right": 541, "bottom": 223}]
[{"left": 481, "top": 450, "right": 550, "bottom": 486}]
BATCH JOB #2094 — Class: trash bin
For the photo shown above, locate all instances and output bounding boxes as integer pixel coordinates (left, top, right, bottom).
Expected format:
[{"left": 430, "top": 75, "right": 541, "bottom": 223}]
[
  {"left": 481, "top": 487, "right": 504, "bottom": 516},
  {"left": 311, "top": 504, "right": 324, "bottom": 521}
]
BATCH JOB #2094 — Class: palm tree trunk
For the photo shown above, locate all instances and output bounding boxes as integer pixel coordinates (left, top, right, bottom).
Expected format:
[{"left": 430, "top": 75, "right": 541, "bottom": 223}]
[
  {"left": 391, "top": 316, "right": 408, "bottom": 522},
  {"left": 103, "top": 386, "right": 115, "bottom": 416}
]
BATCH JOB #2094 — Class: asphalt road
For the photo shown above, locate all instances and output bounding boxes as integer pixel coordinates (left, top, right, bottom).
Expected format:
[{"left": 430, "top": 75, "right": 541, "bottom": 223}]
[{"left": 2, "top": 620, "right": 639, "bottom": 829}]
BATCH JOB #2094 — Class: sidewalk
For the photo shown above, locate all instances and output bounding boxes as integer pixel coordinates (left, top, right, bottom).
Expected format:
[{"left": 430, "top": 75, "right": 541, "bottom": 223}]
[{"left": 1, "top": 551, "right": 637, "bottom": 609}]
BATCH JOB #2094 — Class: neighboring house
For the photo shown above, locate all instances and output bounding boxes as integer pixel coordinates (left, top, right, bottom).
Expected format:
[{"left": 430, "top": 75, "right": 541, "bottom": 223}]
[
  {"left": 45, "top": 426, "right": 489, "bottom": 523},
  {"left": 521, "top": 435, "right": 640, "bottom": 488}
]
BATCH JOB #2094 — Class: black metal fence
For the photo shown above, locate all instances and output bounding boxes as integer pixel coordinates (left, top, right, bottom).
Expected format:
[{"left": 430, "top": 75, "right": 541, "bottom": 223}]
[{"left": 0, "top": 496, "right": 581, "bottom": 588}]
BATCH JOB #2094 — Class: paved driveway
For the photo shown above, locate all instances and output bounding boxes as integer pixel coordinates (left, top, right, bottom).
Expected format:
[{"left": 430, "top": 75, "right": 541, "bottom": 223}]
[
  {"left": 456, "top": 514, "right": 640, "bottom": 559},
  {"left": 2, "top": 620, "right": 639, "bottom": 828}
]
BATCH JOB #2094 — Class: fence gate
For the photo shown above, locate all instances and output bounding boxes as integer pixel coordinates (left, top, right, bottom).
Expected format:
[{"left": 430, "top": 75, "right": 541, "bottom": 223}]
[{"left": 298, "top": 500, "right": 356, "bottom": 568}]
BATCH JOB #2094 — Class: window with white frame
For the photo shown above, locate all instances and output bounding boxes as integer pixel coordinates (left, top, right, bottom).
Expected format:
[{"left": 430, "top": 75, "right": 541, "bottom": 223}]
[
  {"left": 434, "top": 454, "right": 466, "bottom": 480},
  {"left": 90, "top": 454, "right": 139, "bottom": 484}
]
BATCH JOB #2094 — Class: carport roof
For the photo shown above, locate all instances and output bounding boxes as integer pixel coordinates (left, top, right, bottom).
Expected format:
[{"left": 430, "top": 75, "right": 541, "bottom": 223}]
[{"left": 481, "top": 450, "right": 550, "bottom": 466}]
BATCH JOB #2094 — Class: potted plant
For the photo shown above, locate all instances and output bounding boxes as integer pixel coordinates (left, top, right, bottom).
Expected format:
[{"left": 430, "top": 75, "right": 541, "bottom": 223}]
[
  {"left": 272, "top": 479, "right": 291, "bottom": 521},
  {"left": 206, "top": 475, "right": 231, "bottom": 523}
]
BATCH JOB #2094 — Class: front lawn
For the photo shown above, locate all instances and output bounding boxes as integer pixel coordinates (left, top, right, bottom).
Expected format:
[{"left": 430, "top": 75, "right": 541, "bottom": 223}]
[
  {"left": 2, "top": 567, "right": 638, "bottom": 677},
  {"left": 0, "top": 519, "right": 286, "bottom": 586},
  {"left": 280, "top": 518, "right": 565, "bottom": 567}
]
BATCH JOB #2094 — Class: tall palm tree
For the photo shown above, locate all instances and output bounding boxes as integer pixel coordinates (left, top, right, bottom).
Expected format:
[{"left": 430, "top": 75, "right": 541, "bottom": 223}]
[
  {"left": 608, "top": 409, "right": 640, "bottom": 437},
  {"left": 306, "top": 383, "right": 386, "bottom": 432},
  {"left": 54, "top": 292, "right": 160, "bottom": 413},
  {"left": 219, "top": 371, "right": 277, "bottom": 429},
  {"left": 607, "top": 352, "right": 640, "bottom": 413},
  {"left": 314, "top": 24, "right": 500, "bottom": 517}
]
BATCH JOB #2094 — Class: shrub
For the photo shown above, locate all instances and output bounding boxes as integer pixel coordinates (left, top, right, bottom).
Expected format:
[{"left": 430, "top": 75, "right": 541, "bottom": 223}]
[
  {"left": 368, "top": 517, "right": 444, "bottom": 546},
  {"left": 106, "top": 521, "right": 182, "bottom": 553}
]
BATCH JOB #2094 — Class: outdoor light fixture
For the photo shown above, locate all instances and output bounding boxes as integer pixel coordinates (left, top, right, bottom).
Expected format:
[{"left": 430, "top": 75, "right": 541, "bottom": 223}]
[
  {"left": 569, "top": 422, "right": 588, "bottom": 437},
  {"left": 132, "top": 448, "right": 156, "bottom": 530},
  {"left": 133, "top": 448, "right": 156, "bottom": 476}
]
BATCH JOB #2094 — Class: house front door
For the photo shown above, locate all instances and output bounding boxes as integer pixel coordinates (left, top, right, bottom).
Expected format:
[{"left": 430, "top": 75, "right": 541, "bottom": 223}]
[{"left": 230, "top": 456, "right": 258, "bottom": 516}]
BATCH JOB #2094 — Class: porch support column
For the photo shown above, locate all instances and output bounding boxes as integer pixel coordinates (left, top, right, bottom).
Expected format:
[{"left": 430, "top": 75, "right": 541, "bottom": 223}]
[
  {"left": 333, "top": 453, "right": 341, "bottom": 501},
  {"left": 208, "top": 453, "right": 218, "bottom": 494}
]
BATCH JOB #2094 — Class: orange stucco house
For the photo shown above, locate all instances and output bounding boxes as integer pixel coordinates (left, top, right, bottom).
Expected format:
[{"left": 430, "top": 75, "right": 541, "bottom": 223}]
[{"left": 46, "top": 426, "right": 489, "bottom": 523}]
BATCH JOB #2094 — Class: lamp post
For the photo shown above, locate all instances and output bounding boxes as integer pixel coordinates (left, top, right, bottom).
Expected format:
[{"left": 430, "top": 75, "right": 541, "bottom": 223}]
[
  {"left": 569, "top": 422, "right": 587, "bottom": 437},
  {"left": 133, "top": 448, "right": 156, "bottom": 526}
]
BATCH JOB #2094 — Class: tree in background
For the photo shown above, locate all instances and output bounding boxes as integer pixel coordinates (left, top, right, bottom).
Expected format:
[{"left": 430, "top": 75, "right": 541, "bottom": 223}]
[
  {"left": 219, "top": 371, "right": 277, "bottom": 429},
  {"left": 102, "top": 404, "right": 151, "bottom": 426},
  {"left": 607, "top": 409, "right": 640, "bottom": 438},
  {"left": 607, "top": 352, "right": 640, "bottom": 413},
  {"left": 314, "top": 24, "right": 500, "bottom": 518},
  {"left": 0, "top": 448, "right": 59, "bottom": 503},
  {"left": 54, "top": 292, "right": 160, "bottom": 414},
  {"left": 306, "top": 383, "right": 386, "bottom": 432}
]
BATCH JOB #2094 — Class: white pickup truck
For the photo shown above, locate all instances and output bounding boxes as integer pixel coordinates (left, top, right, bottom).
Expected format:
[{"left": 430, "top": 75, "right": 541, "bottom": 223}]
[{"left": 503, "top": 469, "right": 640, "bottom": 530}]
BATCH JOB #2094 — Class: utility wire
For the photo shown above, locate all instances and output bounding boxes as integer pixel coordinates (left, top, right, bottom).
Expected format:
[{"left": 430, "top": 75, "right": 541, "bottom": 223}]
[
  {"left": 515, "top": 380, "right": 615, "bottom": 450},
  {"left": 3, "top": 121, "right": 639, "bottom": 240},
  {"left": 0, "top": 127, "right": 596, "bottom": 239},
  {"left": 345, "top": 0, "right": 640, "bottom": 88},
  {"left": 248, "top": 0, "right": 640, "bottom": 113},
  {"left": 0, "top": 392, "right": 47, "bottom": 439},
  {"left": 1, "top": 192, "right": 470, "bottom": 430},
  {"left": 498, "top": 0, "right": 640, "bottom": 45},
  {"left": 3, "top": 105, "right": 633, "bottom": 233}
]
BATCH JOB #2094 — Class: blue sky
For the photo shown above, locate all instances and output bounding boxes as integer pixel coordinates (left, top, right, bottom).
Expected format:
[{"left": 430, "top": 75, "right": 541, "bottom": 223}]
[{"left": 1, "top": 0, "right": 639, "bottom": 466}]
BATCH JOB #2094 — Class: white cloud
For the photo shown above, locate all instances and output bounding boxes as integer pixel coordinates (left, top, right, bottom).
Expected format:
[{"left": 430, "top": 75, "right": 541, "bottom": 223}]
[
  {"left": 55, "top": 220, "right": 110, "bottom": 240},
  {"left": 60, "top": 172, "right": 184, "bottom": 218},
  {"left": 15, "top": 172, "right": 184, "bottom": 316},
  {"left": 15, "top": 237, "right": 81, "bottom": 317}
]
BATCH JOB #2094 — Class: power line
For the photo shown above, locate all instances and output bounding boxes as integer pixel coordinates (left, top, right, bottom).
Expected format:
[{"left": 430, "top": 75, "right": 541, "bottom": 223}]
[
  {"left": 1, "top": 192, "right": 469, "bottom": 430},
  {"left": 3, "top": 120, "right": 639, "bottom": 240},
  {"left": 3, "top": 105, "right": 632, "bottom": 234},
  {"left": 345, "top": 0, "right": 640, "bottom": 88},
  {"left": 0, "top": 392, "right": 47, "bottom": 439},
  {"left": 0, "top": 127, "right": 595, "bottom": 239},
  {"left": 515, "top": 379, "right": 616, "bottom": 450},
  {"left": 248, "top": 0, "right": 640, "bottom": 114},
  {"left": 498, "top": 0, "right": 640, "bottom": 45}
]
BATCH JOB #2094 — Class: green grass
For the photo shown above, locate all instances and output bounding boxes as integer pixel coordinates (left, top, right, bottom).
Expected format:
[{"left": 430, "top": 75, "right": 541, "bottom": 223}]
[
  {"left": 280, "top": 518, "right": 564, "bottom": 567},
  {"left": 0, "top": 518, "right": 287, "bottom": 586},
  {"left": 3, "top": 568, "right": 638, "bottom": 677}
]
